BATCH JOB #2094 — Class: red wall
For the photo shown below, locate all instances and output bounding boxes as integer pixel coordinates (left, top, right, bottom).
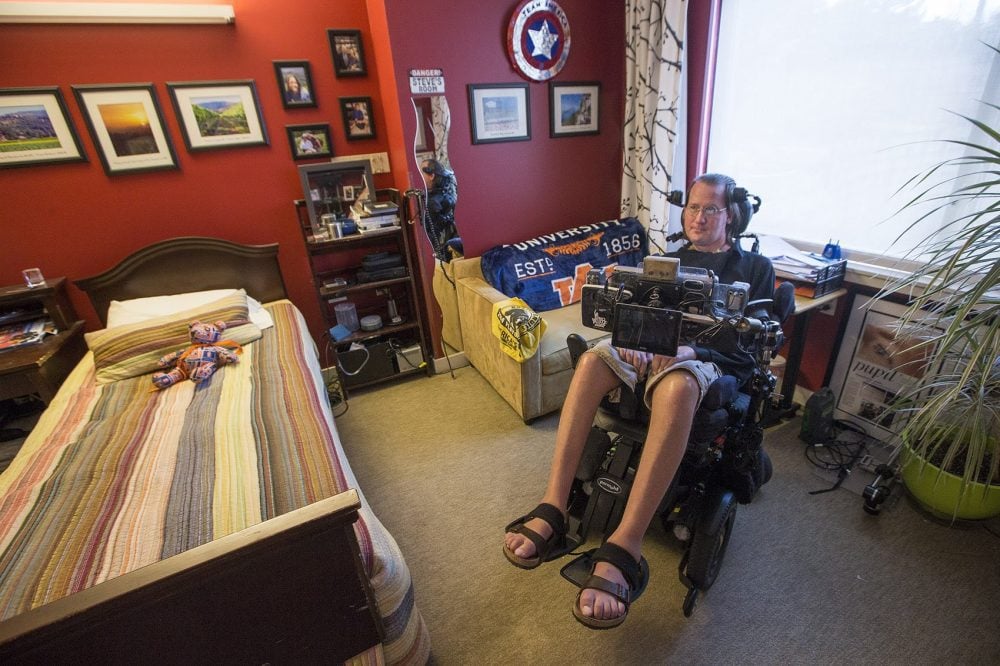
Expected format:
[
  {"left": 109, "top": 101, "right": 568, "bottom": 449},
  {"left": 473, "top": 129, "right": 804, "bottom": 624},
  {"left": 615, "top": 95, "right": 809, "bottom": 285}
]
[
  {"left": 1, "top": 0, "right": 626, "bottom": 359},
  {"left": 0, "top": 0, "right": 393, "bottom": 340},
  {"left": 382, "top": 0, "right": 625, "bottom": 258}
]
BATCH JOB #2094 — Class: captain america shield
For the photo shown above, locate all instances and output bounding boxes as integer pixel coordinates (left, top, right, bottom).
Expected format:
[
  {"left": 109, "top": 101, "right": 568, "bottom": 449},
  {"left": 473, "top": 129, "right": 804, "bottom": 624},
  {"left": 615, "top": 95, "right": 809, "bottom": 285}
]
[{"left": 506, "top": 0, "right": 571, "bottom": 82}]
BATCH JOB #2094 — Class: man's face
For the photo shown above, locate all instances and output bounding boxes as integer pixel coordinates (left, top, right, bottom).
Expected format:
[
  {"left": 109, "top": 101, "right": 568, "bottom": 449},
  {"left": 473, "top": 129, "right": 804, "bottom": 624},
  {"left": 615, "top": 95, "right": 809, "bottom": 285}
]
[{"left": 683, "top": 181, "right": 729, "bottom": 252}]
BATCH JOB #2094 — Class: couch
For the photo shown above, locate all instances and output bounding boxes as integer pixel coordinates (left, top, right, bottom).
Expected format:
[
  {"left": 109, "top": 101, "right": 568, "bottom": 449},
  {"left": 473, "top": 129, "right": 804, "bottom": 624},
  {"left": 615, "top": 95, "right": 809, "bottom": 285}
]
[{"left": 442, "top": 219, "right": 647, "bottom": 423}]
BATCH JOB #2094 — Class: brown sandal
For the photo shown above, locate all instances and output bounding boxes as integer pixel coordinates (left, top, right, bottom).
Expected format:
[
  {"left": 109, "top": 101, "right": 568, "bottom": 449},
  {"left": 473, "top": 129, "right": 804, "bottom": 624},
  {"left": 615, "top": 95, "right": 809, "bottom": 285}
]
[
  {"left": 571, "top": 542, "right": 649, "bottom": 629},
  {"left": 503, "top": 503, "right": 571, "bottom": 569}
]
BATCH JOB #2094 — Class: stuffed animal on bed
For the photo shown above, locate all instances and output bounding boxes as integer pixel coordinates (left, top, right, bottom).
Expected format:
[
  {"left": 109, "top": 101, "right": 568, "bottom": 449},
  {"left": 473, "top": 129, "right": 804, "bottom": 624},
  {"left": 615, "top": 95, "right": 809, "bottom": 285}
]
[{"left": 152, "top": 320, "right": 243, "bottom": 390}]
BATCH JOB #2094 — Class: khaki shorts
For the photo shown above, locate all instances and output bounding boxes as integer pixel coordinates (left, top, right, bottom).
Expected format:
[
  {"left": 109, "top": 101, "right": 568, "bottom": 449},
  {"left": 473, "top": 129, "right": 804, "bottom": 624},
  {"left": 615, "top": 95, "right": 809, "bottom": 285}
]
[{"left": 587, "top": 338, "right": 723, "bottom": 409}]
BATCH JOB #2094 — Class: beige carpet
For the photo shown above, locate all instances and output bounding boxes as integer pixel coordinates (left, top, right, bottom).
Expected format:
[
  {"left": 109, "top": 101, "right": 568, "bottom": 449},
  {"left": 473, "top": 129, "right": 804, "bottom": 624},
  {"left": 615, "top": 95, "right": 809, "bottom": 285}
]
[{"left": 336, "top": 367, "right": 1000, "bottom": 665}]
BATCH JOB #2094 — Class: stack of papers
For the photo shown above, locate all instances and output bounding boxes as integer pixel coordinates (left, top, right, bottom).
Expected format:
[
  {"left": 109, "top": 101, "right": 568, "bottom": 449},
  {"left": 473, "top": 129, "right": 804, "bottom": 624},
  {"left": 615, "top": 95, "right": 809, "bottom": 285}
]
[{"left": 756, "top": 234, "right": 837, "bottom": 281}]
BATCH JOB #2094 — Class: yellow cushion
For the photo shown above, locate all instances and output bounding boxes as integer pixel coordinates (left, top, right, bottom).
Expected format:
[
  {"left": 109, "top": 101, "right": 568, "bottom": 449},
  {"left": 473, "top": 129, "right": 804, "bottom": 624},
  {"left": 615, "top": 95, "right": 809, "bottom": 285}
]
[{"left": 85, "top": 290, "right": 262, "bottom": 384}]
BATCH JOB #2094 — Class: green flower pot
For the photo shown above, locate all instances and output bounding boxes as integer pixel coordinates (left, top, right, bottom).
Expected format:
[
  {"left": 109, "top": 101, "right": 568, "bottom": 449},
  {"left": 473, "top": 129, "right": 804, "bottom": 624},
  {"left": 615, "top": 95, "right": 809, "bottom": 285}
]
[{"left": 900, "top": 445, "right": 1000, "bottom": 521}]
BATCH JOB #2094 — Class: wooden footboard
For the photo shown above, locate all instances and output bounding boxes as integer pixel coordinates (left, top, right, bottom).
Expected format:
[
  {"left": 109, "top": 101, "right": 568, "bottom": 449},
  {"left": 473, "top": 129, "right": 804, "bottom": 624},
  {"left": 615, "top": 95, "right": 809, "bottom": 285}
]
[{"left": 0, "top": 490, "right": 381, "bottom": 663}]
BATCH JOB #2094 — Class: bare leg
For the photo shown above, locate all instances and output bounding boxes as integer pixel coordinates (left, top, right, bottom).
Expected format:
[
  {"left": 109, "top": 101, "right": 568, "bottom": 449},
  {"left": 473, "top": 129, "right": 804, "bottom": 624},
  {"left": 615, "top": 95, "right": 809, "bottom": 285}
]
[
  {"left": 504, "top": 352, "right": 621, "bottom": 558},
  {"left": 578, "top": 371, "right": 699, "bottom": 620}
]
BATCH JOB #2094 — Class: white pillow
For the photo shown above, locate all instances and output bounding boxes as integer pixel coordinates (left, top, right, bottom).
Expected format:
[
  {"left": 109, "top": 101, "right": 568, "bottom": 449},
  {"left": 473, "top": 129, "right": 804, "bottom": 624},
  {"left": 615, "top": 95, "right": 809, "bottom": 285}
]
[{"left": 106, "top": 289, "right": 275, "bottom": 330}]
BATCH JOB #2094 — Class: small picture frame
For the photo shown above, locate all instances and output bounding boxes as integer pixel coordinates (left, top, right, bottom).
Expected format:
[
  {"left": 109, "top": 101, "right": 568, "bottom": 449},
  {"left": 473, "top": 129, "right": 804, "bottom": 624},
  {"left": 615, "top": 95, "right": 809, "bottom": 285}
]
[
  {"left": 167, "top": 80, "right": 268, "bottom": 152},
  {"left": 341, "top": 185, "right": 355, "bottom": 200},
  {"left": 72, "top": 83, "right": 177, "bottom": 175},
  {"left": 549, "top": 81, "right": 600, "bottom": 138},
  {"left": 467, "top": 83, "right": 530, "bottom": 144},
  {"left": 328, "top": 29, "right": 367, "bottom": 78},
  {"left": 286, "top": 123, "right": 332, "bottom": 160},
  {"left": 0, "top": 87, "right": 87, "bottom": 169},
  {"left": 339, "top": 96, "right": 375, "bottom": 141},
  {"left": 273, "top": 60, "right": 316, "bottom": 109}
]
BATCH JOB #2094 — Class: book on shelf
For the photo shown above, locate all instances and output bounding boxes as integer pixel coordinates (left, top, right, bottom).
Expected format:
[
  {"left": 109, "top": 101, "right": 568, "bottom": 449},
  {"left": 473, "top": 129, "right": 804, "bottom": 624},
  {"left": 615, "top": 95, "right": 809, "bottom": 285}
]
[{"left": 0, "top": 318, "right": 57, "bottom": 351}]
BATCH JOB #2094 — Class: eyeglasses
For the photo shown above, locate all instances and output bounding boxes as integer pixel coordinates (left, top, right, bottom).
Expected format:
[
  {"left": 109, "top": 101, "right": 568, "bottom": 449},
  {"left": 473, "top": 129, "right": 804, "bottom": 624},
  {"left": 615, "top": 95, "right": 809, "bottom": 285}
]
[{"left": 684, "top": 204, "right": 725, "bottom": 217}]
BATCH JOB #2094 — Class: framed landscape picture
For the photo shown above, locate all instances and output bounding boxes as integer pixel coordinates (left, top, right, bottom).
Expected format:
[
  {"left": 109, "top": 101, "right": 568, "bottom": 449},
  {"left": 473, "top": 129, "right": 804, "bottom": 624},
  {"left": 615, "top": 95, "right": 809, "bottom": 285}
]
[
  {"left": 339, "top": 96, "right": 375, "bottom": 141},
  {"left": 273, "top": 60, "right": 316, "bottom": 109},
  {"left": 467, "top": 83, "right": 530, "bottom": 144},
  {"left": 167, "top": 80, "right": 268, "bottom": 152},
  {"left": 286, "top": 123, "right": 332, "bottom": 160},
  {"left": 72, "top": 83, "right": 177, "bottom": 175},
  {"left": 0, "top": 87, "right": 87, "bottom": 169},
  {"left": 549, "top": 81, "right": 600, "bottom": 137}
]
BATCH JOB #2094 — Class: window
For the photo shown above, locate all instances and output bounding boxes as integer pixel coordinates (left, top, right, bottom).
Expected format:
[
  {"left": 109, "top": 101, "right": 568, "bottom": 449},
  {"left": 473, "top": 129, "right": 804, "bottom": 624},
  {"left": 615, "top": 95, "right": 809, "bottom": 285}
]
[{"left": 707, "top": 0, "right": 1000, "bottom": 259}]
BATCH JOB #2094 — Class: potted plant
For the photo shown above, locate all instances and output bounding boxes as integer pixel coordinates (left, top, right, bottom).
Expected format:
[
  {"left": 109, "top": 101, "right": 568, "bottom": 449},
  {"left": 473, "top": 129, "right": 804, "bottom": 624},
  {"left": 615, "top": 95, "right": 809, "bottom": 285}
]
[{"left": 874, "top": 89, "right": 1000, "bottom": 520}]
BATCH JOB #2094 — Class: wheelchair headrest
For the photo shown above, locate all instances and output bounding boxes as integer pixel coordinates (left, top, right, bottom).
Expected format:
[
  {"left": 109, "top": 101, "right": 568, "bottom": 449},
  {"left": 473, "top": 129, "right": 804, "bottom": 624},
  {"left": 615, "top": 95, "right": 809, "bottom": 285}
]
[{"left": 772, "top": 281, "right": 795, "bottom": 324}]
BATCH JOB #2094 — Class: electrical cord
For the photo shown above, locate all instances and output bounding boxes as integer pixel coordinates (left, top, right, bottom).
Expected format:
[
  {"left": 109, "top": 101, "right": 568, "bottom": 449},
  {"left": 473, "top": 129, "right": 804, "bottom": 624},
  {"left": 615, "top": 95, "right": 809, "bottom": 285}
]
[{"left": 805, "top": 419, "right": 873, "bottom": 495}]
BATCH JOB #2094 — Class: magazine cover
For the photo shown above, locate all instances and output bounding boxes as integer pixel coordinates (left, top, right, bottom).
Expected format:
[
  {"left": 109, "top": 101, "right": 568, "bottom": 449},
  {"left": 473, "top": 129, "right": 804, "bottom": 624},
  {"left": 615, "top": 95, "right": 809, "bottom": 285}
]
[
  {"left": 828, "top": 295, "right": 938, "bottom": 444},
  {"left": 0, "top": 318, "right": 56, "bottom": 351}
]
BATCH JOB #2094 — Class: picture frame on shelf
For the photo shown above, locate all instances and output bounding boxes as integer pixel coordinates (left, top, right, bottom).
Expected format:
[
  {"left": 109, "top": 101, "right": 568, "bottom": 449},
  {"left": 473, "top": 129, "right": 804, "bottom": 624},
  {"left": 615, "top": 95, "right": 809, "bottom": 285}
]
[
  {"left": 0, "top": 87, "right": 87, "bottom": 169},
  {"left": 328, "top": 29, "right": 367, "bottom": 78},
  {"left": 166, "top": 80, "right": 268, "bottom": 152},
  {"left": 286, "top": 123, "right": 332, "bottom": 160},
  {"left": 339, "top": 96, "right": 375, "bottom": 141},
  {"left": 549, "top": 81, "right": 600, "bottom": 138},
  {"left": 297, "top": 159, "right": 375, "bottom": 230},
  {"left": 273, "top": 60, "right": 316, "bottom": 109},
  {"left": 71, "top": 83, "right": 177, "bottom": 176},
  {"left": 467, "top": 83, "right": 530, "bottom": 144}
]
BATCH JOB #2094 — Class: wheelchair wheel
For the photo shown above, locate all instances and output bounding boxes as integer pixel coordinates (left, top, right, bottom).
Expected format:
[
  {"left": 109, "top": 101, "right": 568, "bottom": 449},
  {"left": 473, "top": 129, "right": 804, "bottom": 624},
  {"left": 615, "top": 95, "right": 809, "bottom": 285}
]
[{"left": 685, "top": 489, "right": 737, "bottom": 591}]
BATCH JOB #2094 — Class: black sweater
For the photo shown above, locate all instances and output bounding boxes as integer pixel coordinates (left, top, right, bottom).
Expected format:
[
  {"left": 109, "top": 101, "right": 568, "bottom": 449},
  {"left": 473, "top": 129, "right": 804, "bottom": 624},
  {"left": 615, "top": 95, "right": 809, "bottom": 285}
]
[{"left": 668, "top": 244, "right": 775, "bottom": 386}]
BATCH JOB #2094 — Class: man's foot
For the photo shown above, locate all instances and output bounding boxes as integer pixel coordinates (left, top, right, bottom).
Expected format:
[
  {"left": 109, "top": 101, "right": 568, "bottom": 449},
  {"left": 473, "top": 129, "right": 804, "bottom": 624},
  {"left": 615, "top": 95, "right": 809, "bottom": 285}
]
[
  {"left": 504, "top": 516, "right": 552, "bottom": 560},
  {"left": 571, "top": 541, "right": 649, "bottom": 630},
  {"left": 576, "top": 560, "right": 628, "bottom": 621},
  {"left": 503, "top": 503, "right": 570, "bottom": 569}
]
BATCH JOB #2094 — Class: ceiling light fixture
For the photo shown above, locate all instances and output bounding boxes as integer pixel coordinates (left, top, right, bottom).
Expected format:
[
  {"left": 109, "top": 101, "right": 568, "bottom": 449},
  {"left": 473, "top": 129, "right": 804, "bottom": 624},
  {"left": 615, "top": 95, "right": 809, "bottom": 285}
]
[{"left": 0, "top": 2, "right": 235, "bottom": 25}]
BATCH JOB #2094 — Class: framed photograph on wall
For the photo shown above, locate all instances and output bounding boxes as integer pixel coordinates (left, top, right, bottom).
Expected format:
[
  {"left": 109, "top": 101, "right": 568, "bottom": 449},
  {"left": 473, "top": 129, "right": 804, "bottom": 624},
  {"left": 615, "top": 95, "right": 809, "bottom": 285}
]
[
  {"left": 549, "top": 81, "right": 600, "bottom": 138},
  {"left": 167, "top": 80, "right": 268, "bottom": 152},
  {"left": 0, "top": 87, "right": 87, "bottom": 169},
  {"left": 328, "top": 29, "right": 367, "bottom": 77},
  {"left": 828, "top": 294, "right": 942, "bottom": 443},
  {"left": 467, "top": 83, "right": 530, "bottom": 144},
  {"left": 286, "top": 123, "right": 332, "bottom": 160},
  {"left": 273, "top": 61, "right": 316, "bottom": 109},
  {"left": 339, "top": 96, "right": 375, "bottom": 141},
  {"left": 72, "top": 83, "right": 177, "bottom": 175}
]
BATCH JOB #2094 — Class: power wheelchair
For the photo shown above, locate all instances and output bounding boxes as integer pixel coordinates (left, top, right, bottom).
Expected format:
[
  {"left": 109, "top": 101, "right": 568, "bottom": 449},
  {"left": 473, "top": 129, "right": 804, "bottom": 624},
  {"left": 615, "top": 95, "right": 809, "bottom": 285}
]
[{"left": 558, "top": 279, "right": 795, "bottom": 617}]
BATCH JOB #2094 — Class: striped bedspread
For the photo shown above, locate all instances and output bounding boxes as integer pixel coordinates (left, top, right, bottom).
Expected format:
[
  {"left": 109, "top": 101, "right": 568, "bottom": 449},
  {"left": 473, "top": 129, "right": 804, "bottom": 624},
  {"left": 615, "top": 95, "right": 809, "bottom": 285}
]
[{"left": 0, "top": 300, "right": 429, "bottom": 664}]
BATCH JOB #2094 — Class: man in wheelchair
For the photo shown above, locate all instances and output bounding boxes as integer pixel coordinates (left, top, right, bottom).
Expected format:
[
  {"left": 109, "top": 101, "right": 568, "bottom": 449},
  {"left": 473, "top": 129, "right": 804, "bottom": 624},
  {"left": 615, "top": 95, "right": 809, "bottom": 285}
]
[{"left": 503, "top": 173, "right": 787, "bottom": 629}]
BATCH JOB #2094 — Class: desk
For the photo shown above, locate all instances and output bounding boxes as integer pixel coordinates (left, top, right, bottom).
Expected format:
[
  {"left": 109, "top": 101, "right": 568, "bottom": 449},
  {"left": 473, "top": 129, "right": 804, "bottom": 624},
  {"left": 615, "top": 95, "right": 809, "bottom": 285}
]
[{"left": 766, "top": 287, "right": 848, "bottom": 423}]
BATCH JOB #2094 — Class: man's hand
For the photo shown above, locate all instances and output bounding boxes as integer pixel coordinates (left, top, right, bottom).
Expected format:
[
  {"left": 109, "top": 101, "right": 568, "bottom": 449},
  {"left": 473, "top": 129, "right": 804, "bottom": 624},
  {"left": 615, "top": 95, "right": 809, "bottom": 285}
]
[{"left": 618, "top": 346, "right": 696, "bottom": 378}]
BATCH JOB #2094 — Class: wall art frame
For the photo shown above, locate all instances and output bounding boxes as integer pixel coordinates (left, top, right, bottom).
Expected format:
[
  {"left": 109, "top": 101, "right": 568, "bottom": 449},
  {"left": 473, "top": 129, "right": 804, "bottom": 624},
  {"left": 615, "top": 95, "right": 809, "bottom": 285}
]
[
  {"left": 828, "top": 294, "right": 943, "bottom": 444},
  {"left": 273, "top": 60, "right": 317, "bottom": 109},
  {"left": 0, "top": 87, "right": 87, "bottom": 169},
  {"left": 328, "top": 29, "right": 367, "bottom": 78},
  {"left": 286, "top": 123, "right": 332, "bottom": 160},
  {"left": 467, "top": 83, "right": 530, "bottom": 144},
  {"left": 549, "top": 81, "right": 600, "bottom": 138},
  {"left": 72, "top": 83, "right": 177, "bottom": 176},
  {"left": 167, "top": 80, "right": 268, "bottom": 152},
  {"left": 339, "top": 96, "right": 375, "bottom": 141}
]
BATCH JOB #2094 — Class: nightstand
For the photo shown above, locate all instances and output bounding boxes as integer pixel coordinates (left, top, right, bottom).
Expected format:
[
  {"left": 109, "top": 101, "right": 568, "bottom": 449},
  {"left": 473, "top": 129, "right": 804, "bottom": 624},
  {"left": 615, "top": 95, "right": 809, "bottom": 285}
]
[{"left": 0, "top": 278, "right": 87, "bottom": 404}]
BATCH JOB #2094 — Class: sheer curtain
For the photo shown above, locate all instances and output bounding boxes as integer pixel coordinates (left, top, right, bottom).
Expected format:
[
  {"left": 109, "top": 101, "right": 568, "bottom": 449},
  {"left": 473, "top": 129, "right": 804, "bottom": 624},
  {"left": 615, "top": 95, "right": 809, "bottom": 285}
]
[
  {"left": 620, "top": 0, "right": 687, "bottom": 255},
  {"left": 707, "top": 0, "right": 1000, "bottom": 259}
]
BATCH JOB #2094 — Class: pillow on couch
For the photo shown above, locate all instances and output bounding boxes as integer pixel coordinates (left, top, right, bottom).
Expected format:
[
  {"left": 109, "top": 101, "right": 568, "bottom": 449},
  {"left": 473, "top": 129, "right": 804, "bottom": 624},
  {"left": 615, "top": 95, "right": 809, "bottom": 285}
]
[
  {"left": 86, "top": 290, "right": 262, "bottom": 384},
  {"left": 480, "top": 217, "right": 647, "bottom": 312}
]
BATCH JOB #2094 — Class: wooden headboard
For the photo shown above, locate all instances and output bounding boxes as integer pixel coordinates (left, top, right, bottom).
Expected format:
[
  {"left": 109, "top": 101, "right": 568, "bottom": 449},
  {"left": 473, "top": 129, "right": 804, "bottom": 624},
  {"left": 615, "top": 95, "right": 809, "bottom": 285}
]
[{"left": 75, "top": 237, "right": 287, "bottom": 326}]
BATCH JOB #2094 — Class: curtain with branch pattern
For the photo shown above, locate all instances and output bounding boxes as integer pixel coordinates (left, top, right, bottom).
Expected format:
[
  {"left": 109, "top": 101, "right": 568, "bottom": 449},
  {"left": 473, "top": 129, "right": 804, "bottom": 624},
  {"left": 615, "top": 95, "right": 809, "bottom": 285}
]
[{"left": 621, "top": 0, "right": 687, "bottom": 255}]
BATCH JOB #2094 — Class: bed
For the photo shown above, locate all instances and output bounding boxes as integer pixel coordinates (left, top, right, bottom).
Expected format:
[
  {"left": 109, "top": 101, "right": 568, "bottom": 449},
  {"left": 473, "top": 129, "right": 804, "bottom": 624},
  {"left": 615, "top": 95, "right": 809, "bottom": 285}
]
[{"left": 0, "top": 237, "right": 430, "bottom": 664}]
